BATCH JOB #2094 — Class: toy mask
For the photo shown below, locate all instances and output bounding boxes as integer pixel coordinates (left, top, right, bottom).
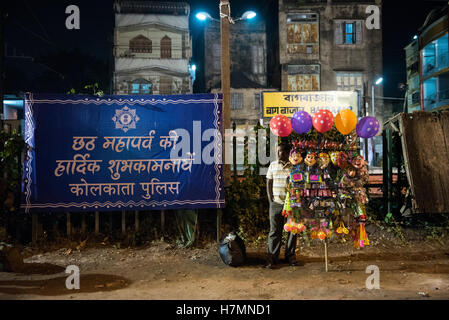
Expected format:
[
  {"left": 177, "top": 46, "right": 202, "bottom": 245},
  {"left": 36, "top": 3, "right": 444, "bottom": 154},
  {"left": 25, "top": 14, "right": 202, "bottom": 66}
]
[
  {"left": 317, "top": 152, "right": 330, "bottom": 169},
  {"left": 304, "top": 152, "right": 317, "bottom": 167},
  {"left": 289, "top": 149, "right": 303, "bottom": 165}
]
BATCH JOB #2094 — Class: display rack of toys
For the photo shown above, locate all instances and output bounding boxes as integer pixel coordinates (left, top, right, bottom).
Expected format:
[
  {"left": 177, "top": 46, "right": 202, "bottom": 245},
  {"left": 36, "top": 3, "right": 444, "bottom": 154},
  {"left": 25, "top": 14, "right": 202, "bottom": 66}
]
[{"left": 270, "top": 110, "right": 380, "bottom": 272}]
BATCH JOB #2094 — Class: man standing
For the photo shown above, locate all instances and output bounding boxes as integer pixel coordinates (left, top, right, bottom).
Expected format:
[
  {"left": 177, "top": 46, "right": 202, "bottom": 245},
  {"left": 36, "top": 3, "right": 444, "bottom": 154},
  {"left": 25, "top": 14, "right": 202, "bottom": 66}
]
[{"left": 265, "top": 142, "right": 298, "bottom": 268}]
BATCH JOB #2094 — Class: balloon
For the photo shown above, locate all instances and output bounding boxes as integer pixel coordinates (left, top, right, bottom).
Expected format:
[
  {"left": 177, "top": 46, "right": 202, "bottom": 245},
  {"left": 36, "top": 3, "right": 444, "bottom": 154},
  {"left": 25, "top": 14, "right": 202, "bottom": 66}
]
[
  {"left": 312, "top": 110, "right": 334, "bottom": 133},
  {"left": 270, "top": 114, "right": 292, "bottom": 137},
  {"left": 356, "top": 116, "right": 380, "bottom": 138},
  {"left": 291, "top": 111, "right": 313, "bottom": 134},
  {"left": 335, "top": 109, "right": 357, "bottom": 135}
]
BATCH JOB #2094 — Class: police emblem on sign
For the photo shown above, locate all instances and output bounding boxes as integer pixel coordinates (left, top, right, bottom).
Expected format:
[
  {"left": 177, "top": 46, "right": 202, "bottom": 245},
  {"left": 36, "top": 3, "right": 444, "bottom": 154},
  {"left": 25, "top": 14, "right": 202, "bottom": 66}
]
[{"left": 112, "top": 106, "right": 140, "bottom": 132}]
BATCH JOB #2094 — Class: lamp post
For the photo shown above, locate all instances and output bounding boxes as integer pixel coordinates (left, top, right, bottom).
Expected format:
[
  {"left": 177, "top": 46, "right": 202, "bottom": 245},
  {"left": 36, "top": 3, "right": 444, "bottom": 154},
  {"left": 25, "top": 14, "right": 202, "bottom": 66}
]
[
  {"left": 196, "top": 6, "right": 256, "bottom": 186},
  {"left": 369, "top": 76, "right": 383, "bottom": 166}
]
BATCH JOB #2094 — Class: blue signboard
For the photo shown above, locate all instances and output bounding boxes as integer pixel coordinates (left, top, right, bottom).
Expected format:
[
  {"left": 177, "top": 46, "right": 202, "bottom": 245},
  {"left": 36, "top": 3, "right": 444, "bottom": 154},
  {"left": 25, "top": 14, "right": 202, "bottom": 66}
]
[{"left": 21, "top": 93, "right": 224, "bottom": 213}]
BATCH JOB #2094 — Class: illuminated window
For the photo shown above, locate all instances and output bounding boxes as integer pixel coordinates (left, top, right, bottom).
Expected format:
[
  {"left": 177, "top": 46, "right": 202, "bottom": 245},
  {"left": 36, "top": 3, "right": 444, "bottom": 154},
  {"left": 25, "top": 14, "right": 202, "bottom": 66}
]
[
  {"left": 335, "top": 20, "right": 363, "bottom": 45},
  {"left": 129, "top": 79, "right": 151, "bottom": 94}
]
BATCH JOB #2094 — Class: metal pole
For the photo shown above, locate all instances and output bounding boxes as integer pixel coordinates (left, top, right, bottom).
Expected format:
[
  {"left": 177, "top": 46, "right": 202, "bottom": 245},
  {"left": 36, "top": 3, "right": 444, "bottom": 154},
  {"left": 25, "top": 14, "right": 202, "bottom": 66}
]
[{"left": 220, "top": 1, "right": 231, "bottom": 186}]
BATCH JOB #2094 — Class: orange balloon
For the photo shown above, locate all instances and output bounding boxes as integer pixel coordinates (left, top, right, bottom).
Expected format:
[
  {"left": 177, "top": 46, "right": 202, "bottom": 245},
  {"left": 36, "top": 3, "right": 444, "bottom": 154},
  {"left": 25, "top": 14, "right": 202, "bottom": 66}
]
[{"left": 335, "top": 109, "right": 357, "bottom": 135}]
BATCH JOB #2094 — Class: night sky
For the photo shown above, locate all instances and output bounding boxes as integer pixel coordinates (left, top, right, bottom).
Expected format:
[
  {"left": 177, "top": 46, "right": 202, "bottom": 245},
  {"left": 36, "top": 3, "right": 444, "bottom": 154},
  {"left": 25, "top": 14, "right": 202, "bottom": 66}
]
[{"left": 3, "top": 0, "right": 448, "bottom": 97}]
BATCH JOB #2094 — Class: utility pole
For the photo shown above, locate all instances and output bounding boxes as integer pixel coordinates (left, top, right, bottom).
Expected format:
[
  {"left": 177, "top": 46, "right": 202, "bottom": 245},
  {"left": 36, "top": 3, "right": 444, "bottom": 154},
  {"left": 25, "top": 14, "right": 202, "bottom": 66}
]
[{"left": 220, "top": 1, "right": 231, "bottom": 185}]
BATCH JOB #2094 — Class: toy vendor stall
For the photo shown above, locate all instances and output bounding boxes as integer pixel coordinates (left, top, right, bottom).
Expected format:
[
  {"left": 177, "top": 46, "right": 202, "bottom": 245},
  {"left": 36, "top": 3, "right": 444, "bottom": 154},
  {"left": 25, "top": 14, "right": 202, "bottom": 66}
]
[{"left": 269, "top": 109, "right": 380, "bottom": 272}]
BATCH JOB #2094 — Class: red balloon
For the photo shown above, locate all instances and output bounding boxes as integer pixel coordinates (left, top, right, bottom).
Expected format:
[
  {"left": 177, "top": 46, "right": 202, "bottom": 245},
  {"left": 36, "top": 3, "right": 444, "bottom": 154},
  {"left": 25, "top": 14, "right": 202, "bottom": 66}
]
[
  {"left": 270, "top": 115, "right": 292, "bottom": 137},
  {"left": 312, "top": 110, "right": 334, "bottom": 133}
]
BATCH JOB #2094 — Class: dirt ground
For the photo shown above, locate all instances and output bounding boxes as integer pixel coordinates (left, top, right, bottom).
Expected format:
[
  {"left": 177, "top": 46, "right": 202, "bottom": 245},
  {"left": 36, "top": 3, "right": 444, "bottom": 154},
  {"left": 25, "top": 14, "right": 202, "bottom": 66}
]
[{"left": 1, "top": 231, "right": 449, "bottom": 301}]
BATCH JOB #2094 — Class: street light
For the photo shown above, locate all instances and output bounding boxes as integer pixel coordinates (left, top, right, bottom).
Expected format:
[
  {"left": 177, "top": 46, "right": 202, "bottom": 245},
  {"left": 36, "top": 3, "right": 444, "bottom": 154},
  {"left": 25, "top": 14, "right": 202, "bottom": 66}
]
[
  {"left": 195, "top": 3, "right": 257, "bottom": 186},
  {"left": 368, "top": 76, "right": 383, "bottom": 167},
  {"left": 372, "top": 76, "right": 383, "bottom": 117}
]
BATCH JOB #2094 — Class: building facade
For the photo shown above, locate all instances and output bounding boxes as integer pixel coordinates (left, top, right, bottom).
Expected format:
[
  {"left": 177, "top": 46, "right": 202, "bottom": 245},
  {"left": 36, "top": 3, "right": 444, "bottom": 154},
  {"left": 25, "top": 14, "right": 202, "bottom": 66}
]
[
  {"left": 205, "top": 19, "right": 274, "bottom": 126},
  {"left": 278, "top": 0, "right": 383, "bottom": 115},
  {"left": 113, "top": 1, "right": 192, "bottom": 95},
  {"left": 278, "top": 0, "right": 383, "bottom": 167},
  {"left": 419, "top": 6, "right": 449, "bottom": 111}
]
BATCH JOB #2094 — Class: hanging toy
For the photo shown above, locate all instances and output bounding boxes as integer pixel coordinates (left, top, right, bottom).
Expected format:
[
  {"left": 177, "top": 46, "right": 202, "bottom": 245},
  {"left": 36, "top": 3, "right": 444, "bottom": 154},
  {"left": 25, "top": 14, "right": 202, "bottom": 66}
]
[
  {"left": 282, "top": 191, "right": 292, "bottom": 217},
  {"left": 336, "top": 151, "right": 349, "bottom": 169},
  {"left": 336, "top": 221, "right": 349, "bottom": 235},
  {"left": 329, "top": 151, "right": 339, "bottom": 167},
  {"left": 353, "top": 223, "right": 370, "bottom": 248},
  {"left": 289, "top": 143, "right": 303, "bottom": 167}
]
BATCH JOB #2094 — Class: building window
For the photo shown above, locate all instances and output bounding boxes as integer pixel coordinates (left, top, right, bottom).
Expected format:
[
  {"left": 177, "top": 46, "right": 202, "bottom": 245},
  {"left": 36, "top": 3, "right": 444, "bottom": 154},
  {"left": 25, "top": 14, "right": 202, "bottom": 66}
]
[
  {"left": 334, "top": 20, "right": 363, "bottom": 45},
  {"left": 161, "top": 35, "right": 172, "bottom": 59},
  {"left": 251, "top": 45, "right": 264, "bottom": 74},
  {"left": 287, "top": 65, "right": 320, "bottom": 91},
  {"left": 286, "top": 13, "right": 319, "bottom": 55},
  {"left": 129, "top": 79, "right": 151, "bottom": 94},
  {"left": 231, "top": 92, "right": 243, "bottom": 110},
  {"left": 422, "top": 33, "right": 449, "bottom": 78},
  {"left": 159, "top": 76, "right": 172, "bottom": 94},
  {"left": 129, "top": 35, "right": 152, "bottom": 53},
  {"left": 336, "top": 72, "right": 363, "bottom": 92}
]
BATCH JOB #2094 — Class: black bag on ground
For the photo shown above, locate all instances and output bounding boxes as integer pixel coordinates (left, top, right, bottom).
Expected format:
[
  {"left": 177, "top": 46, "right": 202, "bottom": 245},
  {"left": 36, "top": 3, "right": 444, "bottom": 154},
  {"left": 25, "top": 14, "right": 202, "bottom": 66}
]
[{"left": 219, "top": 232, "right": 246, "bottom": 267}]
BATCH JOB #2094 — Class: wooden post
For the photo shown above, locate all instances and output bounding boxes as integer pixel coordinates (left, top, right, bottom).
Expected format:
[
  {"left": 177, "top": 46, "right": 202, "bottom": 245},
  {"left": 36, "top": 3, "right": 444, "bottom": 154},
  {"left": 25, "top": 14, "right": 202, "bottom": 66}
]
[
  {"left": 161, "top": 210, "right": 165, "bottom": 235},
  {"left": 31, "top": 213, "right": 37, "bottom": 245},
  {"left": 387, "top": 128, "right": 393, "bottom": 215},
  {"left": 52, "top": 215, "right": 58, "bottom": 239},
  {"left": 382, "top": 130, "right": 388, "bottom": 215},
  {"left": 95, "top": 211, "right": 99, "bottom": 234},
  {"left": 66, "top": 212, "right": 71, "bottom": 237},
  {"left": 324, "top": 238, "right": 329, "bottom": 272},
  {"left": 121, "top": 210, "right": 126, "bottom": 235},
  {"left": 217, "top": 209, "right": 222, "bottom": 243},
  {"left": 81, "top": 214, "right": 86, "bottom": 235},
  {"left": 135, "top": 210, "right": 139, "bottom": 232}
]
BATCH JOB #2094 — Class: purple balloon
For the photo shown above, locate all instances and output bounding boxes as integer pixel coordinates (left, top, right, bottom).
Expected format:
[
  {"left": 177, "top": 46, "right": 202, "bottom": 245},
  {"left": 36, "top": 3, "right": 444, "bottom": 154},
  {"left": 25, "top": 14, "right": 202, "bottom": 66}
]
[
  {"left": 356, "top": 116, "right": 380, "bottom": 138},
  {"left": 291, "top": 111, "right": 313, "bottom": 134}
]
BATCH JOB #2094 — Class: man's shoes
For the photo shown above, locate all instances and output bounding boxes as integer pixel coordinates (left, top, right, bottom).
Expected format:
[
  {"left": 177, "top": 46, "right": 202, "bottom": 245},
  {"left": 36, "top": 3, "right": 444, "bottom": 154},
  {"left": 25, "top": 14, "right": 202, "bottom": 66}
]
[
  {"left": 264, "top": 257, "right": 277, "bottom": 269},
  {"left": 287, "top": 256, "right": 298, "bottom": 266}
]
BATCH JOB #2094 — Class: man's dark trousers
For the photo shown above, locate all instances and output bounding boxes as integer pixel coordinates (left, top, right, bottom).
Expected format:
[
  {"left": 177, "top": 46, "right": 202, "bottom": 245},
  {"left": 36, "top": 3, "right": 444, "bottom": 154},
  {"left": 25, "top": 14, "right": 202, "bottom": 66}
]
[{"left": 267, "top": 201, "right": 297, "bottom": 263}]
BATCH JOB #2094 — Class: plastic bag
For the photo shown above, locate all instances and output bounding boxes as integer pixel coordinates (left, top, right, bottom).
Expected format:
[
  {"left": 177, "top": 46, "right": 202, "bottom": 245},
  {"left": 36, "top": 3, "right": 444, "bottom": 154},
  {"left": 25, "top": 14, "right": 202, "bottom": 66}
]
[{"left": 219, "top": 232, "right": 246, "bottom": 267}]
